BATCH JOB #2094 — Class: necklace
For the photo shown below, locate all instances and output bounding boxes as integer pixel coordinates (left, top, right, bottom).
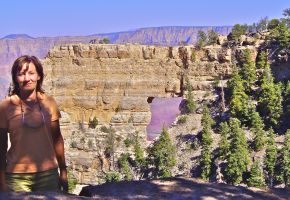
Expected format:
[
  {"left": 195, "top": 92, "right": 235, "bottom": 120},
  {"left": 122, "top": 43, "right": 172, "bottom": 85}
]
[{"left": 20, "top": 97, "right": 45, "bottom": 129}]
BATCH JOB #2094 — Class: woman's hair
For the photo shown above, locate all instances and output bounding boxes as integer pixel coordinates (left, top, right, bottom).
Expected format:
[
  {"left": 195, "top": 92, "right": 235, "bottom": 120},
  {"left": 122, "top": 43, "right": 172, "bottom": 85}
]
[{"left": 10, "top": 55, "right": 44, "bottom": 95}]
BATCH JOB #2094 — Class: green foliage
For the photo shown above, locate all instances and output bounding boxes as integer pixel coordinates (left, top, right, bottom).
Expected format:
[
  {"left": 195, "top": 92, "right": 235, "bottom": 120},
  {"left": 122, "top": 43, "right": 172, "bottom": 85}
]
[
  {"left": 264, "top": 128, "right": 278, "bottom": 187},
  {"left": 268, "top": 19, "right": 280, "bottom": 30},
  {"left": 199, "top": 105, "right": 214, "bottom": 180},
  {"left": 196, "top": 30, "right": 207, "bottom": 49},
  {"left": 230, "top": 24, "right": 247, "bottom": 41},
  {"left": 270, "top": 21, "right": 290, "bottom": 49},
  {"left": 250, "top": 112, "right": 266, "bottom": 151},
  {"left": 185, "top": 78, "right": 197, "bottom": 113},
  {"left": 201, "top": 105, "right": 215, "bottom": 130},
  {"left": 105, "top": 171, "right": 121, "bottom": 183},
  {"left": 258, "top": 65, "right": 283, "bottom": 128},
  {"left": 239, "top": 49, "right": 257, "bottom": 91},
  {"left": 225, "top": 118, "right": 250, "bottom": 185},
  {"left": 148, "top": 128, "right": 176, "bottom": 178},
  {"left": 68, "top": 170, "right": 78, "bottom": 193},
  {"left": 89, "top": 116, "right": 98, "bottom": 129},
  {"left": 228, "top": 68, "right": 252, "bottom": 124},
  {"left": 191, "top": 50, "right": 196, "bottom": 62},
  {"left": 247, "top": 160, "right": 266, "bottom": 188},
  {"left": 124, "top": 138, "right": 133, "bottom": 148},
  {"left": 177, "top": 115, "right": 187, "bottom": 124},
  {"left": 200, "top": 146, "right": 212, "bottom": 180},
  {"left": 256, "top": 50, "right": 267, "bottom": 69},
  {"left": 118, "top": 153, "right": 133, "bottom": 181},
  {"left": 218, "top": 122, "right": 230, "bottom": 160},
  {"left": 133, "top": 132, "right": 147, "bottom": 179},
  {"left": 101, "top": 38, "right": 110, "bottom": 44},
  {"left": 207, "top": 30, "right": 219, "bottom": 45},
  {"left": 279, "top": 130, "right": 290, "bottom": 187}
]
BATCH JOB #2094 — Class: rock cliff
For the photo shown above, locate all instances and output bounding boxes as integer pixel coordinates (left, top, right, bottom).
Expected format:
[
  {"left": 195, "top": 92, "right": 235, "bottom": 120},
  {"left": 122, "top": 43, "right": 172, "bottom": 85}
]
[{"left": 42, "top": 42, "right": 252, "bottom": 184}]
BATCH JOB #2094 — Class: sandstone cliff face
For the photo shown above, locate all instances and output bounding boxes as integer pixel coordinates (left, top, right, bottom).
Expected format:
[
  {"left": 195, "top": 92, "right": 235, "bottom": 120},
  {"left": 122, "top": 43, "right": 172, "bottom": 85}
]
[
  {"left": 0, "top": 26, "right": 232, "bottom": 91},
  {"left": 42, "top": 43, "right": 244, "bottom": 184}
]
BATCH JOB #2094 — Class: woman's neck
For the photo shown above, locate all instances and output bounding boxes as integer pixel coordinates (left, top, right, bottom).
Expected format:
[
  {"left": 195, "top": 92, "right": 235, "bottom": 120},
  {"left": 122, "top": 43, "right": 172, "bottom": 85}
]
[{"left": 19, "top": 90, "right": 37, "bottom": 102}]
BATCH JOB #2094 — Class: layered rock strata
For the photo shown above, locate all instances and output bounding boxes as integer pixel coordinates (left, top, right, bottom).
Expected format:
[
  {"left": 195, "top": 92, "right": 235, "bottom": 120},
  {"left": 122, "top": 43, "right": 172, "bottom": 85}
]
[{"left": 43, "top": 43, "right": 252, "bottom": 184}]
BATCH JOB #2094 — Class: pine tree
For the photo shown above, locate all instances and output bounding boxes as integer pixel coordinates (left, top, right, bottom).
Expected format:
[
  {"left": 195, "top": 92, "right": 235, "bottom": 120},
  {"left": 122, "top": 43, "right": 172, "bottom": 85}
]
[
  {"left": 256, "top": 50, "right": 267, "bottom": 69},
  {"left": 225, "top": 118, "right": 250, "bottom": 185},
  {"left": 218, "top": 122, "right": 230, "bottom": 160},
  {"left": 258, "top": 64, "right": 283, "bottom": 128},
  {"left": 200, "top": 106, "right": 214, "bottom": 180},
  {"left": 207, "top": 30, "right": 219, "bottom": 45},
  {"left": 282, "top": 81, "right": 290, "bottom": 129},
  {"left": 118, "top": 153, "right": 133, "bottom": 181},
  {"left": 247, "top": 159, "right": 266, "bottom": 187},
  {"left": 280, "top": 130, "right": 290, "bottom": 187},
  {"left": 228, "top": 67, "right": 252, "bottom": 124},
  {"left": 133, "top": 132, "right": 146, "bottom": 179},
  {"left": 264, "top": 128, "right": 278, "bottom": 187},
  {"left": 239, "top": 49, "right": 257, "bottom": 91},
  {"left": 250, "top": 111, "right": 266, "bottom": 151},
  {"left": 148, "top": 128, "right": 176, "bottom": 178}
]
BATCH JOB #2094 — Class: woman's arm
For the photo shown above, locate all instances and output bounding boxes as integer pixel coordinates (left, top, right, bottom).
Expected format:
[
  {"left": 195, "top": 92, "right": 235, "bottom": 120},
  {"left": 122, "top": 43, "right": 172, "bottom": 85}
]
[
  {"left": 0, "top": 128, "right": 8, "bottom": 192},
  {"left": 51, "top": 120, "right": 68, "bottom": 192}
]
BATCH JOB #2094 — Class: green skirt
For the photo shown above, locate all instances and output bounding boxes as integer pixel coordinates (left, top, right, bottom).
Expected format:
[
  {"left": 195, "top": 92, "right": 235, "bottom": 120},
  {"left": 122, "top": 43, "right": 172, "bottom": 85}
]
[{"left": 5, "top": 168, "right": 59, "bottom": 192}]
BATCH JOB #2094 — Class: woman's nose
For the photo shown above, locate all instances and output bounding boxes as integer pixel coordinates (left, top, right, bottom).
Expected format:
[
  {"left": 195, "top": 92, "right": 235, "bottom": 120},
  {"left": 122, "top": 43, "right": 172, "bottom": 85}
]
[{"left": 24, "top": 73, "right": 30, "bottom": 81}]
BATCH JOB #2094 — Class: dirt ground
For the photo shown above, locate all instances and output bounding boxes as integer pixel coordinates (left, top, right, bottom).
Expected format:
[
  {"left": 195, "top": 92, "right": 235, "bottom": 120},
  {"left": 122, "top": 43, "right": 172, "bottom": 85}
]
[{"left": 79, "top": 177, "right": 290, "bottom": 200}]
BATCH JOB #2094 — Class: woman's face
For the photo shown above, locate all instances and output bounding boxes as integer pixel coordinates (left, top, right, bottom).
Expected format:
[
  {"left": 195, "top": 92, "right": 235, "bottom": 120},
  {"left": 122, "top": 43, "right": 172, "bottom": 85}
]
[{"left": 16, "top": 62, "right": 40, "bottom": 93}]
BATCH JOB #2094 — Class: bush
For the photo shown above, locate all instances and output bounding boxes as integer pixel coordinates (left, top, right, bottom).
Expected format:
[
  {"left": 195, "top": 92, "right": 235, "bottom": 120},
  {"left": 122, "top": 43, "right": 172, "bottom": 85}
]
[
  {"left": 105, "top": 171, "right": 121, "bottom": 182},
  {"left": 68, "top": 170, "right": 78, "bottom": 193},
  {"left": 178, "top": 116, "right": 187, "bottom": 124},
  {"left": 89, "top": 116, "right": 98, "bottom": 129},
  {"left": 124, "top": 138, "right": 133, "bottom": 148}
]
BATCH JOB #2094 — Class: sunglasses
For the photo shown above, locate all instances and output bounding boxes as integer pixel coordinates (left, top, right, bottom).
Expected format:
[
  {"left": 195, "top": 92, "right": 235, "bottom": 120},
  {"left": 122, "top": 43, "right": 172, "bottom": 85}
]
[{"left": 20, "top": 100, "right": 45, "bottom": 129}]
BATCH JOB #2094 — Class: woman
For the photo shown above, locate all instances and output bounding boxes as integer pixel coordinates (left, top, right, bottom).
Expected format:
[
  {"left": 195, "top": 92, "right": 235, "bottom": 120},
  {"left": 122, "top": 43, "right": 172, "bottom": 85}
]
[{"left": 0, "top": 55, "right": 68, "bottom": 192}]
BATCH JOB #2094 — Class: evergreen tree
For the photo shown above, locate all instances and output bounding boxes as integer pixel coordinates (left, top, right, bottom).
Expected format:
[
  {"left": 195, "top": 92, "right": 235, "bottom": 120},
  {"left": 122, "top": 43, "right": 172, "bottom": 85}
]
[
  {"left": 250, "top": 111, "right": 266, "bottom": 151},
  {"left": 218, "top": 122, "right": 230, "bottom": 160},
  {"left": 196, "top": 30, "right": 207, "bottom": 49},
  {"left": 148, "top": 128, "right": 176, "bottom": 178},
  {"left": 225, "top": 118, "right": 250, "bottom": 185},
  {"left": 185, "top": 77, "right": 197, "bottom": 113},
  {"left": 118, "top": 153, "right": 133, "bottom": 181},
  {"left": 230, "top": 24, "right": 247, "bottom": 41},
  {"left": 258, "top": 64, "right": 283, "bottom": 128},
  {"left": 200, "top": 106, "right": 214, "bottom": 180},
  {"left": 133, "top": 132, "right": 146, "bottom": 179},
  {"left": 256, "top": 50, "right": 267, "bottom": 69},
  {"left": 280, "top": 130, "right": 290, "bottom": 187},
  {"left": 247, "top": 159, "right": 266, "bottom": 187},
  {"left": 207, "top": 30, "right": 219, "bottom": 45},
  {"left": 271, "top": 22, "right": 290, "bottom": 49},
  {"left": 239, "top": 49, "right": 257, "bottom": 91},
  {"left": 282, "top": 81, "right": 290, "bottom": 129},
  {"left": 201, "top": 105, "right": 215, "bottom": 129},
  {"left": 264, "top": 128, "right": 278, "bottom": 187},
  {"left": 228, "top": 68, "right": 252, "bottom": 124}
]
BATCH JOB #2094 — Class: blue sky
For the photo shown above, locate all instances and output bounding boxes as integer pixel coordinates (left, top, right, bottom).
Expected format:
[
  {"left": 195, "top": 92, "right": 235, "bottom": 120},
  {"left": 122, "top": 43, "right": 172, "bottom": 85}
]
[{"left": 0, "top": 0, "right": 289, "bottom": 38}]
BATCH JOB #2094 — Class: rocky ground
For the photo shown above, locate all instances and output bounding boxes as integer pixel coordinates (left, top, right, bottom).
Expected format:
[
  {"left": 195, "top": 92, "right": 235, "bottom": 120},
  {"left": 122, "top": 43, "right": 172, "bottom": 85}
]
[{"left": 1, "top": 177, "right": 288, "bottom": 200}]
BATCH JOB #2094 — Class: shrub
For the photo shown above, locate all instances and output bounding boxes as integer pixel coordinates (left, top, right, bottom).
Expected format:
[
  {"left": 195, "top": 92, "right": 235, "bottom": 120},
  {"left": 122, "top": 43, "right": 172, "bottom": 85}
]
[
  {"left": 89, "top": 116, "right": 98, "bottom": 129},
  {"left": 178, "top": 116, "right": 187, "bottom": 124},
  {"left": 105, "top": 171, "right": 121, "bottom": 182},
  {"left": 68, "top": 170, "right": 78, "bottom": 193}
]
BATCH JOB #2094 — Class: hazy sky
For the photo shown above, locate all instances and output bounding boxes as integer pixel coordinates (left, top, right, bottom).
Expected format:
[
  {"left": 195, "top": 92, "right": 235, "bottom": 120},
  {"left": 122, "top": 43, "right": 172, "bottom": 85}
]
[{"left": 0, "top": 0, "right": 289, "bottom": 38}]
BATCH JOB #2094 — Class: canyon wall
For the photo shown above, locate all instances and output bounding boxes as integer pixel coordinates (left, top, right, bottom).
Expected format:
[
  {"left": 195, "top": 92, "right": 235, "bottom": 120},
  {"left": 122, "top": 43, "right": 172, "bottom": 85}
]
[{"left": 42, "top": 43, "right": 248, "bottom": 184}]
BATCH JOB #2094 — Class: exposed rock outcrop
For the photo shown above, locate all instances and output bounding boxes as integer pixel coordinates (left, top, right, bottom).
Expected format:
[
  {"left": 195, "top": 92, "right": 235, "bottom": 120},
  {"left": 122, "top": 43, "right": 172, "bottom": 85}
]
[{"left": 42, "top": 43, "right": 239, "bottom": 184}]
